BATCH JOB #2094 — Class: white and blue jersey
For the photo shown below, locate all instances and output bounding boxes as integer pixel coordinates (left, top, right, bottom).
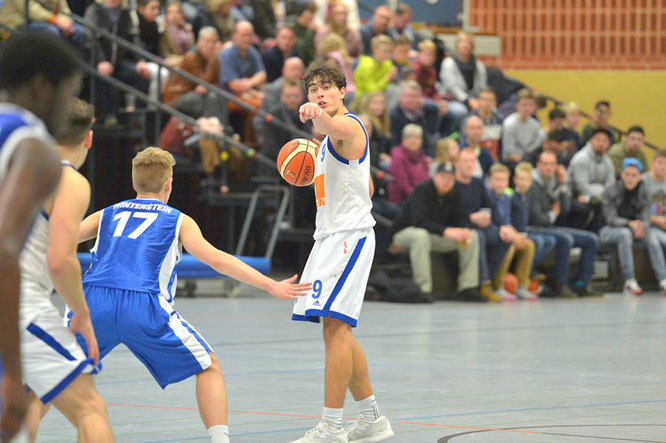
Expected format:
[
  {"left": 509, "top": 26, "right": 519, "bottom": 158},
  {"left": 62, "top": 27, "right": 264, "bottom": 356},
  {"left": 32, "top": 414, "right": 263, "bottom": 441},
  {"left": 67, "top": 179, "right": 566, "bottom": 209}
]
[
  {"left": 83, "top": 198, "right": 184, "bottom": 303},
  {"left": 76, "top": 198, "right": 213, "bottom": 388}
]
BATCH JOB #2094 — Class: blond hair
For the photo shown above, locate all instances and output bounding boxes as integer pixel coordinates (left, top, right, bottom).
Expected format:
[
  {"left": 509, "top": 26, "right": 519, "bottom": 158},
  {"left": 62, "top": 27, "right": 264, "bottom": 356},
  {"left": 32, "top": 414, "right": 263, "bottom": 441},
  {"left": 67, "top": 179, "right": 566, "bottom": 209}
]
[
  {"left": 489, "top": 163, "right": 510, "bottom": 177},
  {"left": 354, "top": 91, "right": 390, "bottom": 138},
  {"left": 514, "top": 161, "right": 533, "bottom": 176},
  {"left": 132, "top": 147, "right": 176, "bottom": 194},
  {"left": 456, "top": 31, "right": 475, "bottom": 51},
  {"left": 561, "top": 101, "right": 580, "bottom": 115},
  {"left": 434, "top": 137, "right": 458, "bottom": 164},
  {"left": 370, "top": 35, "right": 393, "bottom": 51},
  {"left": 417, "top": 40, "right": 436, "bottom": 53},
  {"left": 318, "top": 32, "right": 350, "bottom": 64},
  {"left": 57, "top": 98, "right": 94, "bottom": 147}
]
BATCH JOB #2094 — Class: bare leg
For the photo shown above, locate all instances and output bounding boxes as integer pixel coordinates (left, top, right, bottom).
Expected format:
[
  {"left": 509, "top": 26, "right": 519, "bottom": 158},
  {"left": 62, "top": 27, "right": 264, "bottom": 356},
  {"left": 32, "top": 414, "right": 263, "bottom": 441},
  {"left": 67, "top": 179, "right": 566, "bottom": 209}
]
[
  {"left": 24, "top": 392, "right": 51, "bottom": 443},
  {"left": 51, "top": 374, "right": 114, "bottom": 443},
  {"left": 322, "top": 317, "right": 353, "bottom": 408},
  {"left": 195, "top": 353, "right": 228, "bottom": 427},
  {"left": 347, "top": 335, "right": 373, "bottom": 401}
]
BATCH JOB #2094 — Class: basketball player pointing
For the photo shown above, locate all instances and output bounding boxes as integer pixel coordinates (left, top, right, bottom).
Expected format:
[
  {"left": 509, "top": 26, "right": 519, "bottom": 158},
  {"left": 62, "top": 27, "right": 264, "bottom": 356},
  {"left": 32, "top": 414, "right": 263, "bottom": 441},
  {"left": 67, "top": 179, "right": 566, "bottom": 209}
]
[{"left": 291, "top": 61, "right": 393, "bottom": 442}]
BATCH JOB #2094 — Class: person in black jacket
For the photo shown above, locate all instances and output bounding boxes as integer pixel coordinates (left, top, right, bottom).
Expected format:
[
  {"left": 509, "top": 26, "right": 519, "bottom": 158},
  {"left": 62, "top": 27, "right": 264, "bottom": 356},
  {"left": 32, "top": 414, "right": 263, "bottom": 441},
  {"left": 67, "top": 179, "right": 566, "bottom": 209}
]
[
  {"left": 84, "top": 0, "right": 151, "bottom": 123},
  {"left": 391, "top": 162, "right": 480, "bottom": 298}
]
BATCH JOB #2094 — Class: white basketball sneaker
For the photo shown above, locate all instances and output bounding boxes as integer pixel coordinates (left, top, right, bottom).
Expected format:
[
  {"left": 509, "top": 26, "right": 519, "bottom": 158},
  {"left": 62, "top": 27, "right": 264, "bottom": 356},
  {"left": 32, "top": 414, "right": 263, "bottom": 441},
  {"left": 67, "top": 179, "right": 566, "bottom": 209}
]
[
  {"left": 289, "top": 422, "right": 349, "bottom": 442},
  {"left": 345, "top": 416, "right": 394, "bottom": 442}
]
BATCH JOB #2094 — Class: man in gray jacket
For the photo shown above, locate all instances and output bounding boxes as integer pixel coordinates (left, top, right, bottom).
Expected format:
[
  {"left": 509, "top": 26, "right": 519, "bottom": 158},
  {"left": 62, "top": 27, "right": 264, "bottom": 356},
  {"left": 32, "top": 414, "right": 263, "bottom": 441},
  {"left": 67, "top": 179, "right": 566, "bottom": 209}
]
[{"left": 567, "top": 128, "right": 615, "bottom": 230}]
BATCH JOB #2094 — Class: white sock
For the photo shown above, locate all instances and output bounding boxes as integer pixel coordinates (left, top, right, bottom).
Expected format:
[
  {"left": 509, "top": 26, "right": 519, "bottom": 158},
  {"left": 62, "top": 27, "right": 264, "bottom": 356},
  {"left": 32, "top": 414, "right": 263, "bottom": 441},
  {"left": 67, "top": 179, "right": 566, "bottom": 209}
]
[
  {"left": 322, "top": 407, "right": 343, "bottom": 430},
  {"left": 357, "top": 394, "right": 380, "bottom": 421},
  {"left": 625, "top": 278, "right": 639, "bottom": 288},
  {"left": 660, "top": 279, "right": 666, "bottom": 289},
  {"left": 208, "top": 425, "right": 230, "bottom": 443}
]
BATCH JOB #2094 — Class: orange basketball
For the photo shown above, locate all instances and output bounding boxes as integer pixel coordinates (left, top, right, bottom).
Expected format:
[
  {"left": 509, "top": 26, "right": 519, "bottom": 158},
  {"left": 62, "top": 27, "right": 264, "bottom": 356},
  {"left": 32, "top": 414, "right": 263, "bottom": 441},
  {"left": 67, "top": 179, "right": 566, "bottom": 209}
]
[
  {"left": 503, "top": 272, "right": 518, "bottom": 294},
  {"left": 277, "top": 138, "right": 317, "bottom": 187}
]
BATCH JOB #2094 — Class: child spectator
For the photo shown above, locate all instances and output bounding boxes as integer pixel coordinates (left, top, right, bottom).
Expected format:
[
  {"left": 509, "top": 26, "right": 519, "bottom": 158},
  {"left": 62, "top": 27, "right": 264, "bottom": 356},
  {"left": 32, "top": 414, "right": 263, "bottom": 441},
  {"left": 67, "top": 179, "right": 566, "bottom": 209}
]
[
  {"left": 561, "top": 101, "right": 582, "bottom": 152},
  {"left": 412, "top": 40, "right": 439, "bottom": 100},
  {"left": 486, "top": 163, "right": 537, "bottom": 300},
  {"left": 317, "top": 33, "right": 355, "bottom": 106},
  {"left": 501, "top": 88, "right": 543, "bottom": 166},
  {"left": 354, "top": 35, "right": 395, "bottom": 100}
]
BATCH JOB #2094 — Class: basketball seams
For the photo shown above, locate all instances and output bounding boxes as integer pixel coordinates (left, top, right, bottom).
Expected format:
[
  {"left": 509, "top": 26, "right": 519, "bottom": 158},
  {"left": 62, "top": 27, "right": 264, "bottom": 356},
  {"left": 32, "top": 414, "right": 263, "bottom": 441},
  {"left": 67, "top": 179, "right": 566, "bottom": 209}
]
[{"left": 277, "top": 138, "right": 316, "bottom": 186}]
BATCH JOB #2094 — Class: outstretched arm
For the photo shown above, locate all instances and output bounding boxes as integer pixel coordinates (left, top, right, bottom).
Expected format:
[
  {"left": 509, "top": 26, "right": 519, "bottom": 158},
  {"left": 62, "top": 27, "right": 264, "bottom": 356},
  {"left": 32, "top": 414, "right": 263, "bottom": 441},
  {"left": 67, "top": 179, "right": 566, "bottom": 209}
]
[
  {"left": 179, "top": 215, "right": 311, "bottom": 299},
  {"left": 0, "top": 139, "right": 61, "bottom": 439},
  {"left": 79, "top": 210, "right": 102, "bottom": 243}
]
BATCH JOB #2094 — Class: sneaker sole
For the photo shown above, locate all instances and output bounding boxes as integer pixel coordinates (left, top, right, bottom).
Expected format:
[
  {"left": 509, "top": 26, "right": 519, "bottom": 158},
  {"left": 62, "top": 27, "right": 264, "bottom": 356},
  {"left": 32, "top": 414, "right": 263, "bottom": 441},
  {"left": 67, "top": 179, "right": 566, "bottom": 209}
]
[{"left": 349, "top": 427, "right": 395, "bottom": 443}]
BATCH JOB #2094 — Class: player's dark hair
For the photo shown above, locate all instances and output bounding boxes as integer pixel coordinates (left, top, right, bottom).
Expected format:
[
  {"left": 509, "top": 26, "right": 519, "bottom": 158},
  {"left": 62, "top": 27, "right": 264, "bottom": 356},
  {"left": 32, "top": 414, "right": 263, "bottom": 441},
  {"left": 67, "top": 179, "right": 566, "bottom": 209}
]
[
  {"left": 302, "top": 60, "right": 347, "bottom": 92},
  {"left": 0, "top": 31, "right": 80, "bottom": 91}
]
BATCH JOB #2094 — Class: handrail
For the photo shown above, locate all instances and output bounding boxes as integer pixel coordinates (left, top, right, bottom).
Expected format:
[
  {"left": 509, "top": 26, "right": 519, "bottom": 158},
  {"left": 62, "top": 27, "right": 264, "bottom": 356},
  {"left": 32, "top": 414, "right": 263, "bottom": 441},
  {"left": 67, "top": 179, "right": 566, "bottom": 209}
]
[{"left": 27, "top": 0, "right": 392, "bottom": 181}]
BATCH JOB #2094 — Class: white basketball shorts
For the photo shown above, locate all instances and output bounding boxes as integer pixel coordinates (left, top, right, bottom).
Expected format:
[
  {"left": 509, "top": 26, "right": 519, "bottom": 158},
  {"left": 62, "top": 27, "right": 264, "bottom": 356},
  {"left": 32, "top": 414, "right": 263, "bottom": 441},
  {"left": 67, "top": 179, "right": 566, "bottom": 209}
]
[{"left": 292, "top": 228, "right": 375, "bottom": 327}]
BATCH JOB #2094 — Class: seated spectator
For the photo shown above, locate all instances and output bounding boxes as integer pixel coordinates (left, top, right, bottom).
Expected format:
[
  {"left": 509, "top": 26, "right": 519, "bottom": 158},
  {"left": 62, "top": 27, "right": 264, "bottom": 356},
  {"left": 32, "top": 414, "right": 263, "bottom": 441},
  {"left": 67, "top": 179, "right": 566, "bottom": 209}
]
[
  {"left": 460, "top": 115, "right": 495, "bottom": 179},
  {"left": 259, "top": 78, "right": 313, "bottom": 167},
  {"left": 314, "top": 0, "right": 362, "bottom": 59},
  {"left": 390, "top": 80, "right": 456, "bottom": 156},
  {"left": 286, "top": 1, "right": 317, "bottom": 65},
  {"left": 527, "top": 151, "right": 600, "bottom": 297},
  {"left": 525, "top": 128, "right": 571, "bottom": 167},
  {"left": 412, "top": 40, "right": 440, "bottom": 100},
  {"left": 354, "top": 35, "right": 395, "bottom": 100},
  {"left": 0, "top": 0, "right": 85, "bottom": 50},
  {"left": 161, "top": 0, "right": 195, "bottom": 66},
  {"left": 255, "top": 56, "right": 304, "bottom": 135},
  {"left": 600, "top": 158, "right": 652, "bottom": 296},
  {"left": 511, "top": 162, "right": 557, "bottom": 280},
  {"left": 313, "top": 0, "right": 361, "bottom": 31},
  {"left": 248, "top": 0, "right": 276, "bottom": 41},
  {"left": 318, "top": 33, "right": 355, "bottom": 106},
  {"left": 359, "top": 5, "right": 392, "bottom": 55},
  {"left": 391, "top": 35, "right": 413, "bottom": 82},
  {"left": 608, "top": 126, "right": 648, "bottom": 176},
  {"left": 455, "top": 148, "right": 510, "bottom": 302},
  {"left": 459, "top": 86, "right": 503, "bottom": 160},
  {"left": 356, "top": 91, "right": 392, "bottom": 168},
  {"left": 431, "top": 137, "right": 459, "bottom": 175},
  {"left": 164, "top": 27, "right": 226, "bottom": 122},
  {"left": 561, "top": 101, "right": 582, "bottom": 152},
  {"left": 486, "top": 163, "right": 537, "bottom": 300},
  {"left": 137, "top": 0, "right": 171, "bottom": 102},
  {"left": 193, "top": 0, "right": 236, "bottom": 44},
  {"left": 388, "top": 3, "right": 420, "bottom": 49},
  {"left": 542, "top": 107, "right": 565, "bottom": 134},
  {"left": 84, "top": 0, "right": 151, "bottom": 124},
  {"left": 581, "top": 100, "right": 619, "bottom": 146},
  {"left": 501, "top": 88, "right": 543, "bottom": 166},
  {"left": 261, "top": 26, "right": 296, "bottom": 83},
  {"left": 568, "top": 128, "right": 615, "bottom": 230},
  {"left": 643, "top": 151, "right": 666, "bottom": 295},
  {"left": 388, "top": 124, "right": 430, "bottom": 205},
  {"left": 391, "top": 162, "right": 481, "bottom": 299},
  {"left": 439, "top": 31, "right": 486, "bottom": 119}
]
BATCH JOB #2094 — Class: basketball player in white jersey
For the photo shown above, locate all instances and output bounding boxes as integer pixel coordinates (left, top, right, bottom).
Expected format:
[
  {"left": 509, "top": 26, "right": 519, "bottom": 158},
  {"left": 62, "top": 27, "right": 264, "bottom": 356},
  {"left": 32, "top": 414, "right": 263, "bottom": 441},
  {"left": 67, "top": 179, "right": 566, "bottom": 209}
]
[
  {"left": 22, "top": 99, "right": 114, "bottom": 442},
  {"left": 0, "top": 33, "right": 67, "bottom": 442},
  {"left": 0, "top": 34, "right": 113, "bottom": 442},
  {"left": 290, "top": 61, "right": 394, "bottom": 442}
]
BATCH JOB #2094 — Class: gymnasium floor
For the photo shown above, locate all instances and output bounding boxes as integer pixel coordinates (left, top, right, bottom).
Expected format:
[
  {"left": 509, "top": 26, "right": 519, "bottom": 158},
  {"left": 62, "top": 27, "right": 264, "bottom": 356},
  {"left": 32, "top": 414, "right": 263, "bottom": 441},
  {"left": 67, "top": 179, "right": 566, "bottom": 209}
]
[{"left": 37, "top": 283, "right": 666, "bottom": 442}]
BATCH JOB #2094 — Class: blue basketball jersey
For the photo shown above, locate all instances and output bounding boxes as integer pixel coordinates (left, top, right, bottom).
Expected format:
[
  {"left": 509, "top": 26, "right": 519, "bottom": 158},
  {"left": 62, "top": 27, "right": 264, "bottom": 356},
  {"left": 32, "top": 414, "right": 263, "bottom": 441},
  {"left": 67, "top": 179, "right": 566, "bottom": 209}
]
[
  {"left": 82, "top": 199, "right": 184, "bottom": 302},
  {"left": 0, "top": 103, "right": 53, "bottom": 184}
]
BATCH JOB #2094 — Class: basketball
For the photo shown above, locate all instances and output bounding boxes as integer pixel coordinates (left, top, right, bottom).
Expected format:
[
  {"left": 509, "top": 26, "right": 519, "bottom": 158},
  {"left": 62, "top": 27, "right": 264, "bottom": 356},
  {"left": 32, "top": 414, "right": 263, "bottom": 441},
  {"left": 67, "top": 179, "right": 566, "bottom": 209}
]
[
  {"left": 277, "top": 138, "right": 317, "bottom": 187},
  {"left": 503, "top": 272, "right": 518, "bottom": 294}
]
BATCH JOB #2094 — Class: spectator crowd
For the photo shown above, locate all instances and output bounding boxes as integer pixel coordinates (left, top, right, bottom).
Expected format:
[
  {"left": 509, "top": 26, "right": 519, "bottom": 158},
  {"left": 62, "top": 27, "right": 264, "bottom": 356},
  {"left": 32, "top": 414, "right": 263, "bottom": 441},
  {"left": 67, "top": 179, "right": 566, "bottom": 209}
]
[{"left": 3, "top": 0, "right": 662, "bottom": 302}]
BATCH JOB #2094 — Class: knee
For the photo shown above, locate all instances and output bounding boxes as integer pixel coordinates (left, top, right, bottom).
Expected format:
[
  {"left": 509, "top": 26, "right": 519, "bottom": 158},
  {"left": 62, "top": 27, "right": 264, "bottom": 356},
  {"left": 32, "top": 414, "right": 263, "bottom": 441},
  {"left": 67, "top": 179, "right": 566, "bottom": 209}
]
[
  {"left": 204, "top": 353, "right": 224, "bottom": 377},
  {"left": 619, "top": 228, "right": 633, "bottom": 243},
  {"left": 322, "top": 318, "right": 351, "bottom": 343},
  {"left": 560, "top": 234, "right": 574, "bottom": 250},
  {"left": 412, "top": 229, "right": 431, "bottom": 248}
]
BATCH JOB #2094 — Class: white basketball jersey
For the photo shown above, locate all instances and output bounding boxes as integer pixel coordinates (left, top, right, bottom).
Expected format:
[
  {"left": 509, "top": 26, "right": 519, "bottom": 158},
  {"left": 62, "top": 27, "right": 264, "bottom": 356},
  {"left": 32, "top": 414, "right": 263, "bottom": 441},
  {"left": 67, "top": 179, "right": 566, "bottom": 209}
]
[
  {"left": 313, "top": 112, "right": 375, "bottom": 240},
  {"left": 19, "top": 162, "right": 75, "bottom": 316}
]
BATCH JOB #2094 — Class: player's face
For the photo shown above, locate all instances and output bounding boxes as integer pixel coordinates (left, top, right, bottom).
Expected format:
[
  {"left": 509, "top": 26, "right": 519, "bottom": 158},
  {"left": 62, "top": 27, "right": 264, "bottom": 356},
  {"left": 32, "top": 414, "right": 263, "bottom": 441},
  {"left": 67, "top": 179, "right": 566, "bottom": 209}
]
[
  {"left": 45, "top": 75, "right": 82, "bottom": 139},
  {"left": 307, "top": 77, "right": 345, "bottom": 115}
]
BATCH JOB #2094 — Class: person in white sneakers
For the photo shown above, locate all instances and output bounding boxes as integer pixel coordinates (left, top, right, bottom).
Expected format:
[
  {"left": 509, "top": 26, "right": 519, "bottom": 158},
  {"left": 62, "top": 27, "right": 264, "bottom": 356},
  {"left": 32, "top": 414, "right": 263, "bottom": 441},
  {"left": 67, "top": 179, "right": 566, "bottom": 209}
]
[
  {"left": 642, "top": 150, "right": 666, "bottom": 295},
  {"left": 600, "top": 158, "right": 654, "bottom": 296},
  {"left": 290, "top": 61, "right": 394, "bottom": 442}
]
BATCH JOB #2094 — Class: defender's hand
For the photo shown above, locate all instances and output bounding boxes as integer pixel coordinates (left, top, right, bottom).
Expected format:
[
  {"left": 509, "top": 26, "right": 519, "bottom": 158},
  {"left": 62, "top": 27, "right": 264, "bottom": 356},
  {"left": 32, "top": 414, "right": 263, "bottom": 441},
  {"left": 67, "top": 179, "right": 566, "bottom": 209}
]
[{"left": 268, "top": 274, "right": 312, "bottom": 299}]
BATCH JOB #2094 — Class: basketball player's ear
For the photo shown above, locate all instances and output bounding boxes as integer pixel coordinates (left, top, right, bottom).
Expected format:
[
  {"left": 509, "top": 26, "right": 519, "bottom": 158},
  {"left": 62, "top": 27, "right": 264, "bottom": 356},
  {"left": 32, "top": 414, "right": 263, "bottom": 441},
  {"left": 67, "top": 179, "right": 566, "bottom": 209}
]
[
  {"left": 339, "top": 86, "right": 346, "bottom": 103},
  {"left": 164, "top": 177, "right": 173, "bottom": 194},
  {"left": 84, "top": 130, "right": 93, "bottom": 150}
]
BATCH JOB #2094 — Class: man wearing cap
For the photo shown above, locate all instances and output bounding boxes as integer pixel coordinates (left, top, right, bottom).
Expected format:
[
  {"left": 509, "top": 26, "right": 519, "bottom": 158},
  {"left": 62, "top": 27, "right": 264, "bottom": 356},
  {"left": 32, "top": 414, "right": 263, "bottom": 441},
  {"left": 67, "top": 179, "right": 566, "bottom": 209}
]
[
  {"left": 600, "top": 158, "right": 652, "bottom": 295},
  {"left": 391, "top": 163, "right": 481, "bottom": 300}
]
